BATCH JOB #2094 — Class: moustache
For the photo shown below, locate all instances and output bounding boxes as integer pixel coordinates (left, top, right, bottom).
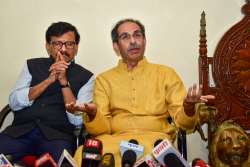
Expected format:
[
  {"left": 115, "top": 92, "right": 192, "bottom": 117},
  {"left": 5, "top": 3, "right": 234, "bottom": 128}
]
[{"left": 128, "top": 44, "right": 140, "bottom": 51}]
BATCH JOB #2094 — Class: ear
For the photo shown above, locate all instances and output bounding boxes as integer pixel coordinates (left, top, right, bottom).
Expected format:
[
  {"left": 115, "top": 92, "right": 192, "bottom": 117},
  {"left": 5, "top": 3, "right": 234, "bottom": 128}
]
[
  {"left": 45, "top": 42, "right": 50, "bottom": 55},
  {"left": 113, "top": 42, "right": 120, "bottom": 56}
]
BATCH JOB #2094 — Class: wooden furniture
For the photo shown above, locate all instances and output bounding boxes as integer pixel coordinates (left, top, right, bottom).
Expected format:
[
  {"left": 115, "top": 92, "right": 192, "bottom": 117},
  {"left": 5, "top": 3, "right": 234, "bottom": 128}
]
[{"left": 198, "top": 1, "right": 250, "bottom": 144}]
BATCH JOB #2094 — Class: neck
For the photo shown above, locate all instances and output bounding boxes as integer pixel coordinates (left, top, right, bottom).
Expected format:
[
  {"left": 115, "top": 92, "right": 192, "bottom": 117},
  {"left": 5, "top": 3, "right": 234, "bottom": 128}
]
[
  {"left": 127, "top": 61, "right": 138, "bottom": 70},
  {"left": 124, "top": 57, "right": 143, "bottom": 71}
]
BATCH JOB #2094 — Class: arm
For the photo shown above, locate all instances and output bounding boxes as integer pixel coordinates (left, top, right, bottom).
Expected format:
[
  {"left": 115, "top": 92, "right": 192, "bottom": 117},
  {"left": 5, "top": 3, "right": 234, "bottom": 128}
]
[
  {"left": 66, "top": 75, "right": 95, "bottom": 126},
  {"left": 165, "top": 69, "right": 198, "bottom": 131},
  {"left": 9, "top": 60, "right": 58, "bottom": 111},
  {"left": 66, "top": 75, "right": 111, "bottom": 135},
  {"left": 85, "top": 76, "right": 111, "bottom": 135},
  {"left": 184, "top": 84, "right": 215, "bottom": 116},
  {"left": 9, "top": 62, "right": 33, "bottom": 111}
]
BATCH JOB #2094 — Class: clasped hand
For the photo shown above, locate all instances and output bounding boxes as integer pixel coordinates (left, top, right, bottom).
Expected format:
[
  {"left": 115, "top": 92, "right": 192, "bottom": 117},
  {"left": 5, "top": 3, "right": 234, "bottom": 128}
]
[{"left": 48, "top": 51, "right": 69, "bottom": 85}]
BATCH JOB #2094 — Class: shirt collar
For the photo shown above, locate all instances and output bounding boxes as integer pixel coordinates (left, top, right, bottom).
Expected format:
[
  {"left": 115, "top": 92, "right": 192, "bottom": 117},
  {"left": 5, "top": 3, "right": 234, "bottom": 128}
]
[{"left": 117, "top": 56, "right": 148, "bottom": 72}]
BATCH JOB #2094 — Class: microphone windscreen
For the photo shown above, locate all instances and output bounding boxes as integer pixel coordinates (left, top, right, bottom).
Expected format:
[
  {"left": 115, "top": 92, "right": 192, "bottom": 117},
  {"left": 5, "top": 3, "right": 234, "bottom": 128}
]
[
  {"left": 164, "top": 153, "right": 186, "bottom": 167},
  {"left": 82, "top": 138, "right": 103, "bottom": 161},
  {"left": 120, "top": 140, "right": 144, "bottom": 160},
  {"left": 122, "top": 150, "right": 137, "bottom": 167},
  {"left": 152, "top": 139, "right": 189, "bottom": 167},
  {"left": 98, "top": 153, "right": 115, "bottom": 167},
  {"left": 129, "top": 139, "right": 138, "bottom": 145},
  {"left": 153, "top": 139, "right": 163, "bottom": 147},
  {"left": 22, "top": 155, "right": 37, "bottom": 167},
  {"left": 191, "top": 158, "right": 209, "bottom": 167}
]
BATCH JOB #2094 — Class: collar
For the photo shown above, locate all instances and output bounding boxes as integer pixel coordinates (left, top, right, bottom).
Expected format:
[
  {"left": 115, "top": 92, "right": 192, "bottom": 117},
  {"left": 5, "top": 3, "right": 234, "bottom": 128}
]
[{"left": 117, "top": 56, "right": 148, "bottom": 72}]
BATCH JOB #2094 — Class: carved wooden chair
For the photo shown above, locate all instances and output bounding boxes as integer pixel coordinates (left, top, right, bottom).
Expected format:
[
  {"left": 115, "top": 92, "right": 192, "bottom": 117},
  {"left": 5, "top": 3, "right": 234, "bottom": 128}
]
[{"left": 198, "top": 0, "right": 250, "bottom": 146}]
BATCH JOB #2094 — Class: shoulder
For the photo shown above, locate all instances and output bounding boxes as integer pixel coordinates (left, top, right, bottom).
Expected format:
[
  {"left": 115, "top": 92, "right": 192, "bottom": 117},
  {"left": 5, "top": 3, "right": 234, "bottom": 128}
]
[
  {"left": 148, "top": 62, "right": 178, "bottom": 75},
  {"left": 73, "top": 63, "right": 94, "bottom": 76},
  {"left": 96, "top": 66, "right": 118, "bottom": 79},
  {"left": 27, "top": 57, "right": 53, "bottom": 66}
]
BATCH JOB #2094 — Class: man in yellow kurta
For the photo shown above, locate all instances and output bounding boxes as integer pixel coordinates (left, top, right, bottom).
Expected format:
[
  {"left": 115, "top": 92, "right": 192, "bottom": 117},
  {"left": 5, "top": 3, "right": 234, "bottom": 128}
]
[{"left": 72, "top": 18, "right": 214, "bottom": 167}]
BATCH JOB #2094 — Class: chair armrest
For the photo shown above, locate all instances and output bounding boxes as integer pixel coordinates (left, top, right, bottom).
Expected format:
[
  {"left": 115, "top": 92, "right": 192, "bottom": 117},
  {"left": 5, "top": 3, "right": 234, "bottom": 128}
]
[{"left": 0, "top": 104, "right": 12, "bottom": 128}]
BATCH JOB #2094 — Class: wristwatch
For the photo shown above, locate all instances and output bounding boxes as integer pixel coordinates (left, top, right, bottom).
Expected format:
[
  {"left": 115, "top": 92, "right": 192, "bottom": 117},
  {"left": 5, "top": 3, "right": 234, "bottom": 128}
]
[{"left": 60, "top": 81, "right": 70, "bottom": 88}]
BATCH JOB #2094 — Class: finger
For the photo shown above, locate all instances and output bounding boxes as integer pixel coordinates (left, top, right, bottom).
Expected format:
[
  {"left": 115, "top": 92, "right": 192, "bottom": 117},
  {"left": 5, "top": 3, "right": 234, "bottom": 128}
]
[
  {"left": 199, "top": 97, "right": 208, "bottom": 102},
  {"left": 192, "top": 84, "right": 197, "bottom": 97},
  {"left": 187, "top": 86, "right": 192, "bottom": 98},
  {"left": 56, "top": 52, "right": 60, "bottom": 62},
  {"left": 201, "top": 95, "right": 215, "bottom": 100},
  {"left": 59, "top": 53, "right": 66, "bottom": 62},
  {"left": 196, "top": 84, "right": 202, "bottom": 98}
]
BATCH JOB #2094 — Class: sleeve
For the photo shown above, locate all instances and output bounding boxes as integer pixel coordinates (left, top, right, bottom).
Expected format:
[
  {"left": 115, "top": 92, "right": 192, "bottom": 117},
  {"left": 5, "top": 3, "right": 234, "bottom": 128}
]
[
  {"left": 8, "top": 61, "right": 34, "bottom": 111},
  {"left": 165, "top": 69, "right": 198, "bottom": 132},
  {"left": 84, "top": 75, "right": 111, "bottom": 136},
  {"left": 66, "top": 75, "right": 95, "bottom": 126}
]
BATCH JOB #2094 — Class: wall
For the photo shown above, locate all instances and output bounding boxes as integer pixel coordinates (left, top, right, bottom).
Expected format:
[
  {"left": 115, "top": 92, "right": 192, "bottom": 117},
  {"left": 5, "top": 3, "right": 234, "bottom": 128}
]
[{"left": 0, "top": 0, "right": 245, "bottom": 162}]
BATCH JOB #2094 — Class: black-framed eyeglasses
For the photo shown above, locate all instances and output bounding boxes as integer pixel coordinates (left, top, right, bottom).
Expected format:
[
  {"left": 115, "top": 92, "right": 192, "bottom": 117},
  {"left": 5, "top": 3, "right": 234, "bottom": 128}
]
[{"left": 50, "top": 41, "right": 76, "bottom": 49}]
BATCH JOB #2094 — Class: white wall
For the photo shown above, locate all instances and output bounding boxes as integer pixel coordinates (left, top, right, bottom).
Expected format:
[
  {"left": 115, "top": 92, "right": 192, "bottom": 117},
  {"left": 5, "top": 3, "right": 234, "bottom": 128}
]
[{"left": 0, "top": 0, "right": 245, "bottom": 163}]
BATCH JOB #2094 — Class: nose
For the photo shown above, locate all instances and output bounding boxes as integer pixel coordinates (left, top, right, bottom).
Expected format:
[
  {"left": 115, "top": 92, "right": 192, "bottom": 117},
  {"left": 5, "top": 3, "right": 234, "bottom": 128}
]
[
  {"left": 60, "top": 44, "right": 67, "bottom": 51},
  {"left": 130, "top": 36, "right": 136, "bottom": 44},
  {"left": 231, "top": 138, "right": 241, "bottom": 150}
]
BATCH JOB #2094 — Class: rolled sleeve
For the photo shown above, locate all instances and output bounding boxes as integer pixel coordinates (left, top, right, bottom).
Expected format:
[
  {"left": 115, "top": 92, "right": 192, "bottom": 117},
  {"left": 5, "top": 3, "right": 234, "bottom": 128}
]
[
  {"left": 9, "top": 62, "right": 34, "bottom": 111},
  {"left": 66, "top": 75, "right": 95, "bottom": 126}
]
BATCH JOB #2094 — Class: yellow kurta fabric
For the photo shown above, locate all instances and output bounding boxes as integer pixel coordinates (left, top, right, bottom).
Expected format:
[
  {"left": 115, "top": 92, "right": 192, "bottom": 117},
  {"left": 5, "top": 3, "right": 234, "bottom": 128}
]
[{"left": 74, "top": 58, "right": 198, "bottom": 167}]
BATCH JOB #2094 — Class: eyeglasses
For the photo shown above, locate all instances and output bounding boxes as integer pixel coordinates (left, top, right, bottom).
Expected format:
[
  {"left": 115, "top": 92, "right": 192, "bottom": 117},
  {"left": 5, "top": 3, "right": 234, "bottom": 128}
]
[{"left": 50, "top": 41, "right": 76, "bottom": 49}]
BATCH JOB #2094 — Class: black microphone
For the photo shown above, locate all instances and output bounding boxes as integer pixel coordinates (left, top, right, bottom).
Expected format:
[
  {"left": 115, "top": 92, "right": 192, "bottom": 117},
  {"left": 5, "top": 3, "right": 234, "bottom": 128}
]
[
  {"left": 122, "top": 150, "right": 137, "bottom": 167},
  {"left": 98, "top": 153, "right": 115, "bottom": 167},
  {"left": 82, "top": 138, "right": 103, "bottom": 167},
  {"left": 164, "top": 153, "right": 186, "bottom": 167},
  {"left": 152, "top": 139, "right": 190, "bottom": 167},
  {"left": 120, "top": 139, "right": 144, "bottom": 167},
  {"left": 154, "top": 139, "right": 163, "bottom": 147}
]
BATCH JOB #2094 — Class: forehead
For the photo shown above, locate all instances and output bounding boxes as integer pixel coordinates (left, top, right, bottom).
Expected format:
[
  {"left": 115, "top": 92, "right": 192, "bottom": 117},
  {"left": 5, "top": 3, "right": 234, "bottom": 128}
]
[
  {"left": 219, "top": 128, "right": 244, "bottom": 137},
  {"left": 50, "top": 31, "right": 76, "bottom": 41},
  {"left": 117, "top": 22, "right": 141, "bottom": 35}
]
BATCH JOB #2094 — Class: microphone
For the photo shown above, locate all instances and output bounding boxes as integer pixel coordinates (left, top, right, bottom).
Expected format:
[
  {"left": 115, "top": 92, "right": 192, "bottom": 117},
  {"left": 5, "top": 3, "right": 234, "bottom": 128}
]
[
  {"left": 122, "top": 149, "right": 137, "bottom": 167},
  {"left": 152, "top": 139, "right": 190, "bottom": 167},
  {"left": 34, "top": 153, "right": 57, "bottom": 167},
  {"left": 82, "top": 138, "right": 103, "bottom": 167},
  {"left": 120, "top": 139, "right": 144, "bottom": 160},
  {"left": 191, "top": 158, "right": 209, "bottom": 167},
  {"left": 0, "top": 154, "right": 13, "bottom": 167},
  {"left": 58, "top": 149, "right": 78, "bottom": 167},
  {"left": 153, "top": 139, "right": 163, "bottom": 147},
  {"left": 98, "top": 153, "right": 115, "bottom": 167},
  {"left": 134, "top": 154, "right": 161, "bottom": 167},
  {"left": 120, "top": 139, "right": 144, "bottom": 167}
]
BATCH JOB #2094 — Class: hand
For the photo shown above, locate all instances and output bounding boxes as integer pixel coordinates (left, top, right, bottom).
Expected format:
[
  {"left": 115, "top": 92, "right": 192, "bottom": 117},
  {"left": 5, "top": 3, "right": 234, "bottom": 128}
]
[
  {"left": 65, "top": 102, "right": 97, "bottom": 120},
  {"left": 47, "top": 69, "right": 57, "bottom": 84},
  {"left": 49, "top": 51, "right": 69, "bottom": 84},
  {"left": 185, "top": 84, "right": 215, "bottom": 103}
]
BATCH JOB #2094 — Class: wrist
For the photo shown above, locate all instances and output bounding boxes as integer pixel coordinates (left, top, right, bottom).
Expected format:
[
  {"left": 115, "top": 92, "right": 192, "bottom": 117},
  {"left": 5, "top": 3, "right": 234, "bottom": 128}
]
[
  {"left": 60, "top": 81, "right": 70, "bottom": 88},
  {"left": 183, "top": 101, "right": 195, "bottom": 116}
]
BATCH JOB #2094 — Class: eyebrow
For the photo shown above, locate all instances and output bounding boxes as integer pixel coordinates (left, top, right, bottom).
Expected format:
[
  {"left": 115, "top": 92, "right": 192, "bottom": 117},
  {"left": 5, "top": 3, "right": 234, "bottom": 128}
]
[{"left": 118, "top": 30, "right": 143, "bottom": 37}]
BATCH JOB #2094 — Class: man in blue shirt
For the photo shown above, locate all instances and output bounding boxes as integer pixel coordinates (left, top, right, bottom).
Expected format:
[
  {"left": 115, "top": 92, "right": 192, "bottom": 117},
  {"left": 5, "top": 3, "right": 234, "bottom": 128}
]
[{"left": 0, "top": 22, "right": 94, "bottom": 163}]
